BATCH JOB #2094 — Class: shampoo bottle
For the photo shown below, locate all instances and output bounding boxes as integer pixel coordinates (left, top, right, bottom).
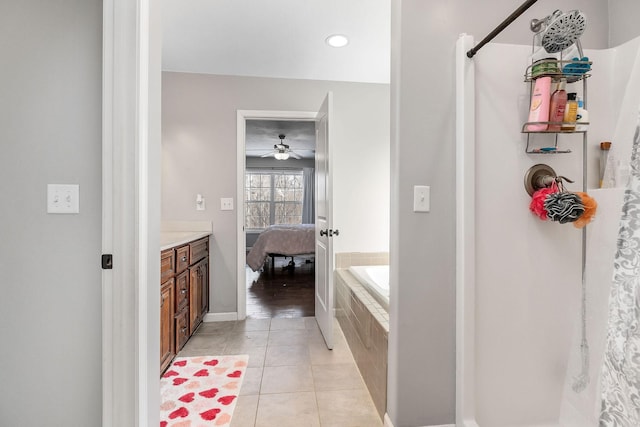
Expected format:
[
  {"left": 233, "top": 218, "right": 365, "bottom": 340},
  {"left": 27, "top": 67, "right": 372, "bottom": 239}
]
[
  {"left": 561, "top": 92, "right": 578, "bottom": 131},
  {"left": 576, "top": 97, "right": 588, "bottom": 131},
  {"left": 548, "top": 79, "right": 567, "bottom": 131},
  {"left": 526, "top": 76, "right": 551, "bottom": 131}
]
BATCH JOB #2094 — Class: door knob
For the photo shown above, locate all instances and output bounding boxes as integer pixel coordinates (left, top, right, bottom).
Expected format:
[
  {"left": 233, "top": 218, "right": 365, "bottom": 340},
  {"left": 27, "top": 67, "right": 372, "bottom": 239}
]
[
  {"left": 329, "top": 229, "right": 340, "bottom": 237},
  {"left": 320, "top": 229, "right": 328, "bottom": 236}
]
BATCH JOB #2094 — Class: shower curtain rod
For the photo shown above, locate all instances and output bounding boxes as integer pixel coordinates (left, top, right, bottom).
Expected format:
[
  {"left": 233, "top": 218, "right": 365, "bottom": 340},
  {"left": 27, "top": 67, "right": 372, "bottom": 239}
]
[{"left": 466, "top": 0, "right": 539, "bottom": 58}]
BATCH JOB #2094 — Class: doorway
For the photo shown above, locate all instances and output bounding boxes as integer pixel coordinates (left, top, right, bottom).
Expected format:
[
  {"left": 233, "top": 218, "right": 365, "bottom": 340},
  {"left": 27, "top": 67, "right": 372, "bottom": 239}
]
[
  {"left": 236, "top": 111, "right": 317, "bottom": 320},
  {"left": 243, "top": 119, "right": 317, "bottom": 318}
]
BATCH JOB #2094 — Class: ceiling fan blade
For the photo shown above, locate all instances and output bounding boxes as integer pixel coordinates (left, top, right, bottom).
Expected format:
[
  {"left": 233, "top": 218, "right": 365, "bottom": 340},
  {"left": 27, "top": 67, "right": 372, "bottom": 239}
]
[
  {"left": 288, "top": 151, "right": 302, "bottom": 159},
  {"left": 260, "top": 152, "right": 275, "bottom": 158}
]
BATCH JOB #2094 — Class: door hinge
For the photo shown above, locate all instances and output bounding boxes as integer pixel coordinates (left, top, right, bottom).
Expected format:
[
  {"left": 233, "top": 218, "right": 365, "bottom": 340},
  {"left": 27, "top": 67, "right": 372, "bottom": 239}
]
[{"left": 101, "top": 254, "right": 113, "bottom": 270}]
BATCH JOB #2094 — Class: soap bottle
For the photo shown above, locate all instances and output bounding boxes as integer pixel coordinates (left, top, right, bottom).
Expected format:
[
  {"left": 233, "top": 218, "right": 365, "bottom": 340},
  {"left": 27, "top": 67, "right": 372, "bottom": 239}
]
[
  {"left": 561, "top": 92, "right": 578, "bottom": 131},
  {"left": 526, "top": 76, "right": 552, "bottom": 131},
  {"left": 576, "top": 97, "right": 588, "bottom": 131},
  {"left": 548, "top": 79, "right": 567, "bottom": 131}
]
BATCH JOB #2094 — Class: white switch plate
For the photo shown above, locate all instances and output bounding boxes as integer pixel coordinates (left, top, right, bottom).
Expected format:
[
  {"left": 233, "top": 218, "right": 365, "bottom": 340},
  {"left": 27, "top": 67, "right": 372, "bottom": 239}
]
[
  {"left": 220, "top": 197, "right": 234, "bottom": 211},
  {"left": 47, "top": 184, "right": 80, "bottom": 214},
  {"left": 413, "top": 185, "right": 430, "bottom": 213}
]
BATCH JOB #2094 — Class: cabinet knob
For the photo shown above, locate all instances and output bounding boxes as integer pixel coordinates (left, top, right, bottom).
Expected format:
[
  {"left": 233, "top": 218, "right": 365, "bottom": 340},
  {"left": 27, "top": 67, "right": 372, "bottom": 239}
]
[
  {"left": 181, "top": 256, "right": 187, "bottom": 262},
  {"left": 181, "top": 289, "right": 187, "bottom": 294}
]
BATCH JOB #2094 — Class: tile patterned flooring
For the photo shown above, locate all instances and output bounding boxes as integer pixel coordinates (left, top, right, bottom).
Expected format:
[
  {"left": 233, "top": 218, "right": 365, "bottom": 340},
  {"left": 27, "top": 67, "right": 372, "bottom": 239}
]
[{"left": 177, "top": 317, "right": 383, "bottom": 427}]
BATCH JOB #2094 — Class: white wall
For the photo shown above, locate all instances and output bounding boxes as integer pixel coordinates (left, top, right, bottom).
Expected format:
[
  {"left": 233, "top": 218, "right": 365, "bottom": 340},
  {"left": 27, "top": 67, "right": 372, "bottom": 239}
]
[
  {"left": 162, "top": 72, "right": 390, "bottom": 313},
  {"left": 389, "top": 1, "right": 609, "bottom": 425},
  {"left": 609, "top": 0, "right": 640, "bottom": 47},
  {"left": 0, "top": 1, "right": 103, "bottom": 425}
]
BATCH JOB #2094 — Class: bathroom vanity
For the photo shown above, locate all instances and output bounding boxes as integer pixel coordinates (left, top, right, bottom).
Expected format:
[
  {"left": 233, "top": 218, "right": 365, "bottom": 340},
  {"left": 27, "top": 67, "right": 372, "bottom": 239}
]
[{"left": 160, "top": 231, "right": 211, "bottom": 373}]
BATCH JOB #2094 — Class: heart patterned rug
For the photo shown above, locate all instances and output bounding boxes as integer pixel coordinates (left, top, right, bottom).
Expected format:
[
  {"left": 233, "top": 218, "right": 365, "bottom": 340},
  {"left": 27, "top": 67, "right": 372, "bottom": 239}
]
[{"left": 160, "top": 355, "right": 249, "bottom": 427}]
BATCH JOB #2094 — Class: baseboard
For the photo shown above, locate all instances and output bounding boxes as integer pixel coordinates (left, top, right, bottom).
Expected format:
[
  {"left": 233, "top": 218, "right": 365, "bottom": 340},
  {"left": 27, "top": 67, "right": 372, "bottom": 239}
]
[
  {"left": 383, "top": 415, "right": 454, "bottom": 427},
  {"left": 203, "top": 312, "right": 238, "bottom": 322}
]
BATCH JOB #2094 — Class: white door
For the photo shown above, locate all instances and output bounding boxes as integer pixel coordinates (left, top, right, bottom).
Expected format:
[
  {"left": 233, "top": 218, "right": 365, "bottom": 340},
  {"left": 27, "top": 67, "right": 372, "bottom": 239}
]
[{"left": 315, "top": 92, "right": 335, "bottom": 349}]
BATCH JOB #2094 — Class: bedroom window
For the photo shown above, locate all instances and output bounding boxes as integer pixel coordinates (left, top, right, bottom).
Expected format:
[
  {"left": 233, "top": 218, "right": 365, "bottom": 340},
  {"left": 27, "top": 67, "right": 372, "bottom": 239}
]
[{"left": 245, "top": 170, "right": 304, "bottom": 230}]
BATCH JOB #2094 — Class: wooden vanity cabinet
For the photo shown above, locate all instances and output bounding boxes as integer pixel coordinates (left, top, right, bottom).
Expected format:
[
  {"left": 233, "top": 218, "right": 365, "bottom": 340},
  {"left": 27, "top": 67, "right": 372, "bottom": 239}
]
[{"left": 160, "top": 235, "right": 210, "bottom": 374}]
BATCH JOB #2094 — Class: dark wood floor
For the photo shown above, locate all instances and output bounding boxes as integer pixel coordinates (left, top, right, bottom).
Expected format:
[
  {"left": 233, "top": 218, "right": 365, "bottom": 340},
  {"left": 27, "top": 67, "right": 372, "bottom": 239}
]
[{"left": 245, "top": 255, "right": 315, "bottom": 319}]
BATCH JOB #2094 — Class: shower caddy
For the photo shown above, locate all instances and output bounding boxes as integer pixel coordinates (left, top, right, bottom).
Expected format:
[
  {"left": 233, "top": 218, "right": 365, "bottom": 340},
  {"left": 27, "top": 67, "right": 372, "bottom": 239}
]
[{"left": 521, "top": 58, "right": 591, "bottom": 155}]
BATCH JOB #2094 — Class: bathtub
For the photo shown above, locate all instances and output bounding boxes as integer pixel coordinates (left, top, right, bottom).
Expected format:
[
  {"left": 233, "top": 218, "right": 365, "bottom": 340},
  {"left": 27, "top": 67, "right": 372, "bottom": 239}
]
[{"left": 348, "top": 265, "right": 389, "bottom": 310}]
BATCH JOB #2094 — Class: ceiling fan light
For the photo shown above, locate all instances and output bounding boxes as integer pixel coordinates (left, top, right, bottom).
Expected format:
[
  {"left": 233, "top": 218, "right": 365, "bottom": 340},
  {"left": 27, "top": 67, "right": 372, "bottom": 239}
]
[{"left": 275, "top": 152, "right": 289, "bottom": 160}]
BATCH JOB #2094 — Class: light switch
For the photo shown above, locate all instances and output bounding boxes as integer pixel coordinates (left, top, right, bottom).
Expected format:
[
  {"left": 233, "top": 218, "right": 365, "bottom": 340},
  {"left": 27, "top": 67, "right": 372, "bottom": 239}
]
[
  {"left": 196, "top": 194, "right": 206, "bottom": 211},
  {"left": 47, "top": 184, "right": 80, "bottom": 214},
  {"left": 413, "top": 185, "right": 430, "bottom": 213},
  {"left": 220, "top": 197, "right": 234, "bottom": 211}
]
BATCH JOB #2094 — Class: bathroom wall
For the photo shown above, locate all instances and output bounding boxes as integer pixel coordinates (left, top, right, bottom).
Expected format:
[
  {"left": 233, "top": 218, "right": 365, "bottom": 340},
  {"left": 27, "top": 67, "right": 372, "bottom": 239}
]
[
  {"left": 609, "top": 0, "right": 640, "bottom": 47},
  {"left": 0, "top": 1, "right": 103, "bottom": 424},
  {"left": 389, "top": 0, "right": 609, "bottom": 425},
  {"left": 162, "top": 72, "right": 389, "bottom": 313}
]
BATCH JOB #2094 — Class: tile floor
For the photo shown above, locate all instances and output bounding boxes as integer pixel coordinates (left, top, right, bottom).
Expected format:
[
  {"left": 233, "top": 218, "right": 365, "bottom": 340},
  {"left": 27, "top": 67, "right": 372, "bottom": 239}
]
[{"left": 177, "top": 317, "right": 383, "bottom": 427}]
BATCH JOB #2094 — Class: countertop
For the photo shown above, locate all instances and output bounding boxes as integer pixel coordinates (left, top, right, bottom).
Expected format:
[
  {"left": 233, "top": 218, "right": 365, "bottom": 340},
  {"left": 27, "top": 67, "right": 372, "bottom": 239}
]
[{"left": 160, "top": 231, "right": 211, "bottom": 251}]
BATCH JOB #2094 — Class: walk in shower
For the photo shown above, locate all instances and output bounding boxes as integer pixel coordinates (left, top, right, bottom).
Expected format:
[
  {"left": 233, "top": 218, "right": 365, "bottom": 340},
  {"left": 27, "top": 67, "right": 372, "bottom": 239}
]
[{"left": 455, "top": 18, "right": 640, "bottom": 427}]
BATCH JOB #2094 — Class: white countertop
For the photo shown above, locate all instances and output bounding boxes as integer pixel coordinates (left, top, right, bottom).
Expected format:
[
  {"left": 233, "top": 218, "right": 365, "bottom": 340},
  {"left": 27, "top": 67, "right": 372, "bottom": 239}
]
[{"left": 160, "top": 231, "right": 211, "bottom": 250}]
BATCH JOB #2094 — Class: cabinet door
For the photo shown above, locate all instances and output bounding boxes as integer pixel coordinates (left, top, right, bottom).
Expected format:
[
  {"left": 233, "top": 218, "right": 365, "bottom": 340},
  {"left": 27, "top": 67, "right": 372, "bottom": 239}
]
[
  {"left": 200, "top": 258, "right": 209, "bottom": 318},
  {"left": 160, "top": 279, "right": 175, "bottom": 374},
  {"left": 189, "top": 264, "right": 202, "bottom": 335}
]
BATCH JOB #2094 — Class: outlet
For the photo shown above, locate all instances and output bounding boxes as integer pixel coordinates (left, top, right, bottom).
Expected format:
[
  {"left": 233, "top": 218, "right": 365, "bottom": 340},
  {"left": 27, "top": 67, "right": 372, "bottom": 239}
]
[
  {"left": 220, "top": 197, "right": 234, "bottom": 211},
  {"left": 47, "top": 184, "right": 80, "bottom": 214}
]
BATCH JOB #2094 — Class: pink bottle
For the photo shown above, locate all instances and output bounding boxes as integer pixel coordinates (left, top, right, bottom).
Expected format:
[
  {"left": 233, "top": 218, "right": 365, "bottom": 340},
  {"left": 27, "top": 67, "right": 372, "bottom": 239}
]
[
  {"left": 526, "top": 76, "right": 551, "bottom": 131},
  {"left": 548, "top": 79, "right": 567, "bottom": 131}
]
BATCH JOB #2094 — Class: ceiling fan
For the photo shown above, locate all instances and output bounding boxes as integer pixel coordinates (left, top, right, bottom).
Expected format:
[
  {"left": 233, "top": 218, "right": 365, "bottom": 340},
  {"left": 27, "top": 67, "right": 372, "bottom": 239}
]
[{"left": 260, "top": 134, "right": 302, "bottom": 160}]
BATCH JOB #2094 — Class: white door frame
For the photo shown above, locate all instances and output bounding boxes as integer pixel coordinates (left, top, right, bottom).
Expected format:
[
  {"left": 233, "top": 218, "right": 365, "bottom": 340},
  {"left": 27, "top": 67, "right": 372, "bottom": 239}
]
[
  {"left": 102, "top": 0, "right": 161, "bottom": 425},
  {"left": 236, "top": 110, "right": 317, "bottom": 319}
]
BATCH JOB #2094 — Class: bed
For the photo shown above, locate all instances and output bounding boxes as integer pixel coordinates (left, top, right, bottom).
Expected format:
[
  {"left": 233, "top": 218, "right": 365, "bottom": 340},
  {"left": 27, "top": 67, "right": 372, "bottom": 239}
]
[{"left": 246, "top": 224, "right": 316, "bottom": 271}]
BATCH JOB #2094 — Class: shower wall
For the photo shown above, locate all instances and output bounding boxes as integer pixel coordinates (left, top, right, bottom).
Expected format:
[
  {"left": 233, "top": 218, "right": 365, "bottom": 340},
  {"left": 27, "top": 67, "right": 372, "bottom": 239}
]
[{"left": 470, "top": 39, "right": 640, "bottom": 427}]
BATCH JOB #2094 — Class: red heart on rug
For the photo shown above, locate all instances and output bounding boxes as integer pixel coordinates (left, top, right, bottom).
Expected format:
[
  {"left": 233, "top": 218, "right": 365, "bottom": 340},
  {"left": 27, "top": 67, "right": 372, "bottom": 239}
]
[
  {"left": 200, "top": 408, "right": 221, "bottom": 421},
  {"left": 160, "top": 421, "right": 167, "bottom": 427},
  {"left": 198, "top": 388, "right": 219, "bottom": 398},
  {"left": 194, "top": 369, "right": 209, "bottom": 377},
  {"left": 217, "top": 395, "right": 237, "bottom": 405},
  {"left": 178, "top": 392, "right": 195, "bottom": 403},
  {"left": 168, "top": 407, "right": 189, "bottom": 419},
  {"left": 172, "top": 378, "right": 188, "bottom": 386},
  {"left": 227, "top": 370, "right": 242, "bottom": 378},
  {"left": 173, "top": 360, "right": 187, "bottom": 367},
  {"left": 203, "top": 359, "right": 219, "bottom": 366},
  {"left": 163, "top": 369, "right": 179, "bottom": 378}
]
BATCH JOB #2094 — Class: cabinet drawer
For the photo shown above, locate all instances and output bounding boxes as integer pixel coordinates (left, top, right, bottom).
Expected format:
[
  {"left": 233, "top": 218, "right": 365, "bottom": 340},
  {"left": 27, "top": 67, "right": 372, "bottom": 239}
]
[
  {"left": 176, "top": 245, "right": 189, "bottom": 274},
  {"left": 160, "top": 249, "right": 175, "bottom": 283},
  {"left": 175, "top": 308, "right": 189, "bottom": 351},
  {"left": 175, "top": 270, "right": 189, "bottom": 311},
  {"left": 189, "top": 237, "right": 208, "bottom": 265}
]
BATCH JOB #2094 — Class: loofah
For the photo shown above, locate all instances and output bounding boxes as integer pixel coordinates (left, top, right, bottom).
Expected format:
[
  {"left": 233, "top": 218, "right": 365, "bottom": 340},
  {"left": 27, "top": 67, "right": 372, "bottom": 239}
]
[
  {"left": 529, "top": 187, "right": 556, "bottom": 220},
  {"left": 544, "top": 192, "right": 585, "bottom": 223},
  {"left": 573, "top": 192, "right": 598, "bottom": 228}
]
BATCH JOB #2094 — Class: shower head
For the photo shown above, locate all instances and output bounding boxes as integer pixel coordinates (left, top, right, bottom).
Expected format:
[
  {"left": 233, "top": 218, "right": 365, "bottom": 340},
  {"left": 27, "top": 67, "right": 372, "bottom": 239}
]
[{"left": 530, "top": 10, "right": 587, "bottom": 54}]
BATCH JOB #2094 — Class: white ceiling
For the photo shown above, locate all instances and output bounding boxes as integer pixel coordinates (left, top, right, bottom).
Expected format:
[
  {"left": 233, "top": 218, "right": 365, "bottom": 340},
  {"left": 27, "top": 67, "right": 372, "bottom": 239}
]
[{"left": 161, "top": 0, "right": 391, "bottom": 84}]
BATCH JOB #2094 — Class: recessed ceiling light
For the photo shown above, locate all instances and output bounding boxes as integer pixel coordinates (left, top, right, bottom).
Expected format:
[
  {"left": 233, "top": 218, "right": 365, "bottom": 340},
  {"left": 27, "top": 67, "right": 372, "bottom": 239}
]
[{"left": 325, "top": 34, "right": 349, "bottom": 48}]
